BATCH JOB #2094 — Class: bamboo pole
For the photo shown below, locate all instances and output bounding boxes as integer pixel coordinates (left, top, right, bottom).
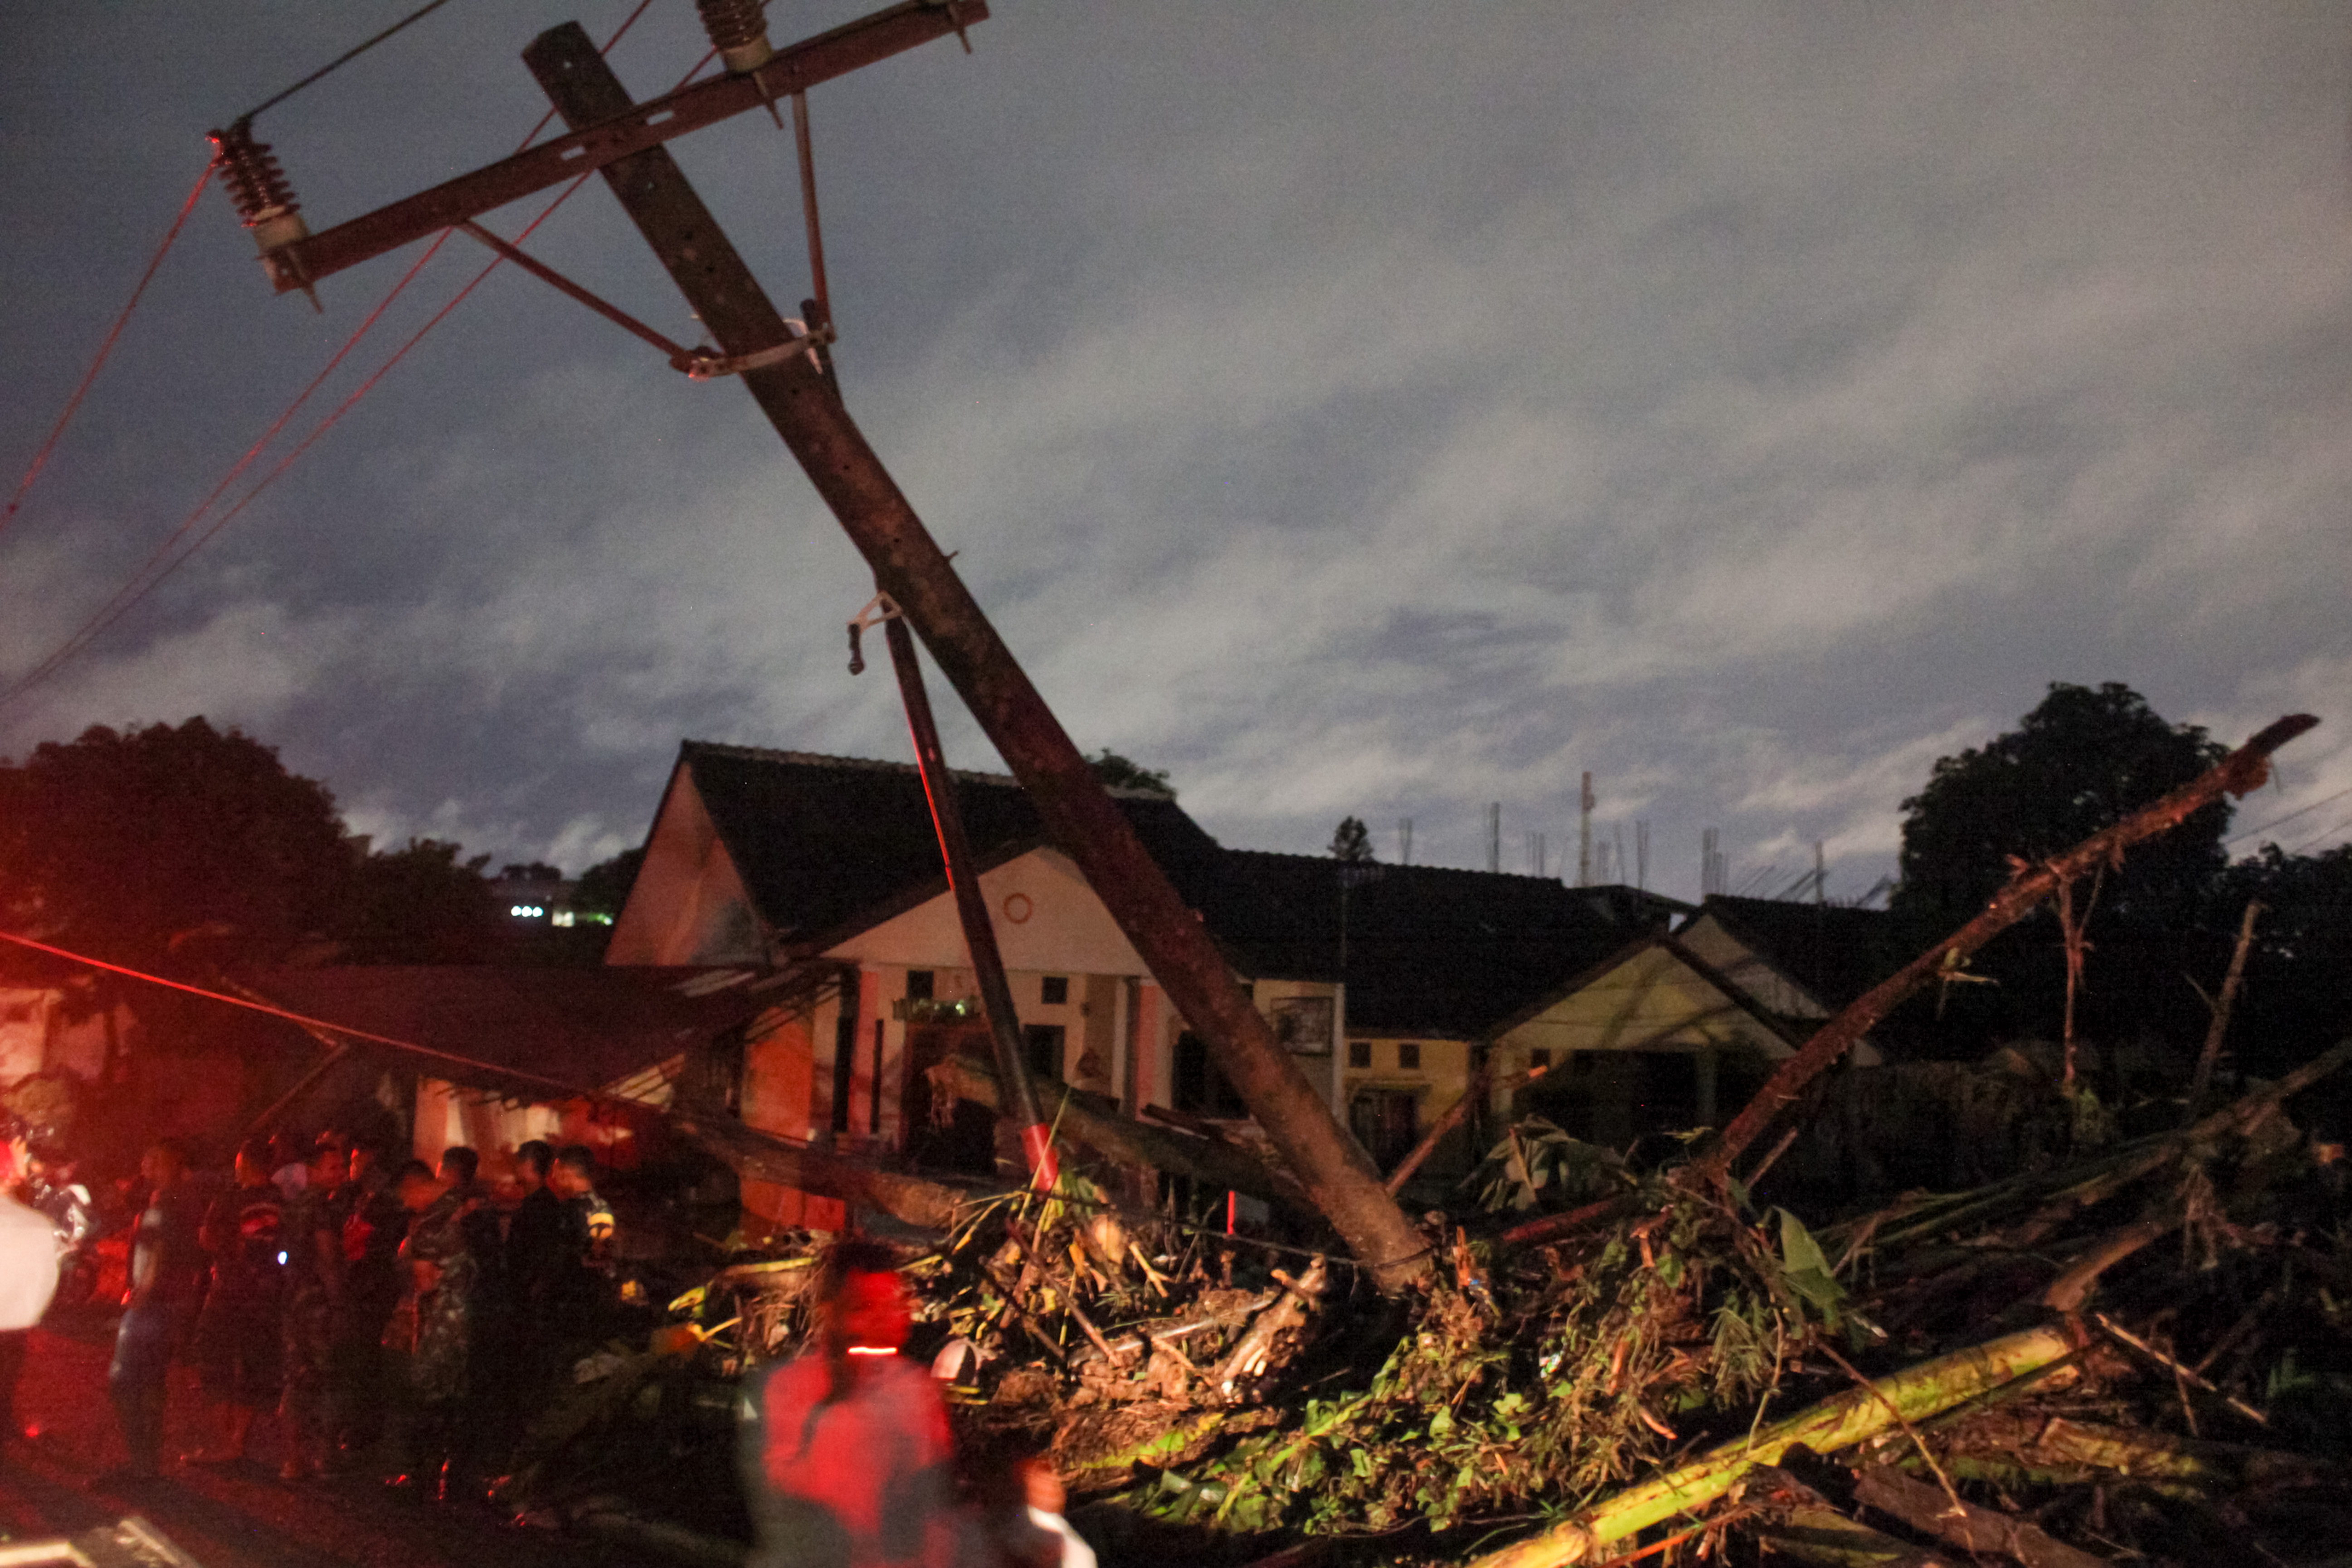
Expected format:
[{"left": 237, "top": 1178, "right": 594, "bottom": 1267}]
[{"left": 1462, "top": 1321, "right": 2084, "bottom": 1568}]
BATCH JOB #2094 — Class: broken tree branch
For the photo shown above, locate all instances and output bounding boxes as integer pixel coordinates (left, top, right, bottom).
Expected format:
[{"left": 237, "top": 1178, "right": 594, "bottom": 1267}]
[
  {"left": 1698, "top": 713, "right": 2318, "bottom": 1182},
  {"left": 2189, "top": 899, "right": 2262, "bottom": 1118},
  {"left": 1210, "top": 1257, "right": 1326, "bottom": 1399},
  {"left": 1386, "top": 1062, "right": 1548, "bottom": 1194},
  {"left": 1850, "top": 1465, "right": 2107, "bottom": 1568}
]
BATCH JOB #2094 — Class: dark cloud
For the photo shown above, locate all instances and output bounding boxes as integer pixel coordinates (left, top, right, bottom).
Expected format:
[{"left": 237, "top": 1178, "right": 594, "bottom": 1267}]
[{"left": 5, "top": 1, "right": 2349, "bottom": 894}]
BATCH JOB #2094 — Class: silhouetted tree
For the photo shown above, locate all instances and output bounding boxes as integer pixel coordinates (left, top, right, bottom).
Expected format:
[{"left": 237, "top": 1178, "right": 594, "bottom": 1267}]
[
  {"left": 1329, "top": 816, "right": 1375, "bottom": 863},
  {"left": 0, "top": 718, "right": 350, "bottom": 973},
  {"left": 573, "top": 846, "right": 645, "bottom": 922},
  {"left": 1888, "top": 683, "right": 2232, "bottom": 1053},
  {"left": 1087, "top": 750, "right": 1175, "bottom": 798},
  {"left": 2210, "top": 844, "right": 2352, "bottom": 1076},
  {"left": 334, "top": 838, "right": 504, "bottom": 964},
  {"left": 1895, "top": 683, "right": 2227, "bottom": 932}
]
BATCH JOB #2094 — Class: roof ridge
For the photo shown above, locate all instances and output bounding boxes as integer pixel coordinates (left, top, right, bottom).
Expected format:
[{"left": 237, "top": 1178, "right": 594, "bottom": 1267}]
[
  {"left": 1221, "top": 847, "right": 1566, "bottom": 882},
  {"left": 677, "top": 739, "right": 1184, "bottom": 801}
]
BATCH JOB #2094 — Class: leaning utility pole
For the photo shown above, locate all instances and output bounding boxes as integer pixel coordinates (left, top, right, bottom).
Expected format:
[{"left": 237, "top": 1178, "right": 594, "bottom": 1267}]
[{"left": 219, "top": 0, "right": 1428, "bottom": 1287}]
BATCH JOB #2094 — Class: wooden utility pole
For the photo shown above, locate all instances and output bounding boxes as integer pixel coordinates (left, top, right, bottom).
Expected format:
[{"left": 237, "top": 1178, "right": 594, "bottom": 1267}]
[
  {"left": 220, "top": 1, "right": 1431, "bottom": 1289},
  {"left": 513, "top": 24, "right": 1425, "bottom": 1285}
]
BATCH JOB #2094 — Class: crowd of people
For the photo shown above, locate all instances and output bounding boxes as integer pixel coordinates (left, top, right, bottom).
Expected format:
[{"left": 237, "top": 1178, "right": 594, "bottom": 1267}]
[
  {"left": 5, "top": 1119, "right": 623, "bottom": 1500},
  {"left": 1, "top": 1116, "right": 1094, "bottom": 1566}
]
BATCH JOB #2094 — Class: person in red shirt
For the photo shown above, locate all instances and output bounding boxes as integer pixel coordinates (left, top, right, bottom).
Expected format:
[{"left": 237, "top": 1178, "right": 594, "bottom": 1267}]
[{"left": 740, "top": 1240, "right": 956, "bottom": 1568}]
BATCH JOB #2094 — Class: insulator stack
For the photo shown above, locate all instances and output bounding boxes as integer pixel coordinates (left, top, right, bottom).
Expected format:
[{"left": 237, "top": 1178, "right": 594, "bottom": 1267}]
[
  {"left": 696, "top": 0, "right": 774, "bottom": 73},
  {"left": 209, "top": 120, "right": 309, "bottom": 254}
]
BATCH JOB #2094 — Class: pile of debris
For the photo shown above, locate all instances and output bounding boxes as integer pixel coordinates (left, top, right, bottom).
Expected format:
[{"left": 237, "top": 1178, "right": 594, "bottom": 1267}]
[{"left": 504, "top": 1034, "right": 2351, "bottom": 1568}]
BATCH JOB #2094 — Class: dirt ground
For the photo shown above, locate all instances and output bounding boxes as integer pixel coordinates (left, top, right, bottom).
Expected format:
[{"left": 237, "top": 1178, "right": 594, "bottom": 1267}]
[{"left": 0, "top": 1314, "right": 646, "bottom": 1568}]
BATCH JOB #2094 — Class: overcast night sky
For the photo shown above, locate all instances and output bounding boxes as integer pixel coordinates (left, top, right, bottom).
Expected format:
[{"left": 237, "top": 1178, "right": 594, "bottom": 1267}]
[{"left": 4, "top": 2, "right": 2349, "bottom": 900}]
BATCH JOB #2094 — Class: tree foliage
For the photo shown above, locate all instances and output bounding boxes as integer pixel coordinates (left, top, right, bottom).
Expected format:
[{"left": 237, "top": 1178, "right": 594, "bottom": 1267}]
[
  {"left": 1894, "top": 682, "right": 2228, "bottom": 932},
  {"left": 0, "top": 719, "right": 351, "bottom": 971},
  {"left": 0, "top": 718, "right": 525, "bottom": 975},
  {"left": 573, "top": 846, "right": 645, "bottom": 920},
  {"left": 1088, "top": 749, "right": 1175, "bottom": 798},
  {"left": 1328, "top": 815, "right": 1375, "bottom": 863},
  {"left": 335, "top": 838, "right": 504, "bottom": 964}
]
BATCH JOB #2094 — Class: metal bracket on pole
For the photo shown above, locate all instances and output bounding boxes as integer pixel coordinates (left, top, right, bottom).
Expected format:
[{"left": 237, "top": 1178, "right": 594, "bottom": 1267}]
[{"left": 846, "top": 590, "right": 900, "bottom": 675}]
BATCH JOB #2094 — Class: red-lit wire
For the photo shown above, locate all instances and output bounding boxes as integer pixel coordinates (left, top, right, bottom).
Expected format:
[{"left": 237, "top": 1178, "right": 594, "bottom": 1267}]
[
  {"left": 1, "top": 156, "right": 218, "bottom": 537},
  {"left": 0, "top": 0, "right": 676, "bottom": 711},
  {"left": 0, "top": 926, "right": 642, "bottom": 1108}
]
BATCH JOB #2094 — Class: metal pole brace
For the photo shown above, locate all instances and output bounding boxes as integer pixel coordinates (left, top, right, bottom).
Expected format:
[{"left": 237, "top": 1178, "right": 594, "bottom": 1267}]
[
  {"left": 684, "top": 321, "right": 834, "bottom": 380},
  {"left": 846, "top": 589, "right": 901, "bottom": 674}
]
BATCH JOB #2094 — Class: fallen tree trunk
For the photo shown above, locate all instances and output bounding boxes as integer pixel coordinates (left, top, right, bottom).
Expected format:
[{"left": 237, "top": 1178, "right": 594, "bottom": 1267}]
[
  {"left": 668, "top": 1111, "right": 978, "bottom": 1232},
  {"left": 1463, "top": 1321, "right": 2084, "bottom": 1568},
  {"left": 931, "top": 1055, "right": 1310, "bottom": 1210},
  {"left": 1700, "top": 713, "right": 2318, "bottom": 1183},
  {"left": 1850, "top": 1465, "right": 2105, "bottom": 1568}
]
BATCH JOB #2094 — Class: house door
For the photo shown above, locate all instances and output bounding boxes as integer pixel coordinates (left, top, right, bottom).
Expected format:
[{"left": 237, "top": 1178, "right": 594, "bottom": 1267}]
[
  {"left": 1350, "top": 1089, "right": 1421, "bottom": 1171},
  {"left": 901, "top": 1021, "right": 998, "bottom": 1175}
]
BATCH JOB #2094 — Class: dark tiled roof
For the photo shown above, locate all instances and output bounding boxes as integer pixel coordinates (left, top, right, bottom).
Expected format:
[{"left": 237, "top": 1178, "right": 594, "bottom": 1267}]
[
  {"left": 239, "top": 964, "right": 786, "bottom": 1097},
  {"left": 1213, "top": 853, "right": 1670, "bottom": 1038},
  {"left": 678, "top": 743, "right": 1231, "bottom": 954},
  {"left": 1682, "top": 894, "right": 1895, "bottom": 1011},
  {"left": 673, "top": 743, "right": 1675, "bottom": 1036}
]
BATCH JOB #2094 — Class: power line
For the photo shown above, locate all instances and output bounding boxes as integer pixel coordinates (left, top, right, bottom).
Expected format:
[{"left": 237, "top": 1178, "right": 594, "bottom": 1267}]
[
  {"left": 2286, "top": 810, "right": 2352, "bottom": 856},
  {"left": 239, "top": 0, "right": 467, "bottom": 125},
  {"left": 2227, "top": 783, "right": 2352, "bottom": 847},
  {"left": 0, "top": 0, "right": 674, "bottom": 711},
  {"left": 2, "top": 157, "right": 216, "bottom": 539}
]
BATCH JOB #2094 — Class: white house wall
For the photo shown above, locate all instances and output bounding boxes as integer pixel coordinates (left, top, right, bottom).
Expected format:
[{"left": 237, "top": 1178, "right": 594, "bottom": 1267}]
[
  {"left": 607, "top": 771, "right": 765, "bottom": 966},
  {"left": 825, "top": 848, "right": 1147, "bottom": 976}
]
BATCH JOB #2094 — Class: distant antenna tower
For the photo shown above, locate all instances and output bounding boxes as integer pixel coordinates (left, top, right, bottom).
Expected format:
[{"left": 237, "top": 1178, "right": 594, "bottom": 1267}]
[
  {"left": 1813, "top": 840, "right": 1826, "bottom": 905},
  {"left": 1593, "top": 840, "right": 1610, "bottom": 883},
  {"left": 1486, "top": 803, "right": 1501, "bottom": 873},
  {"left": 1577, "top": 772, "right": 1595, "bottom": 887},
  {"left": 1635, "top": 820, "right": 1649, "bottom": 891},
  {"left": 1526, "top": 831, "right": 1547, "bottom": 878},
  {"left": 1398, "top": 816, "right": 1413, "bottom": 866},
  {"left": 1702, "top": 827, "right": 1727, "bottom": 897},
  {"left": 1613, "top": 824, "right": 1627, "bottom": 889}
]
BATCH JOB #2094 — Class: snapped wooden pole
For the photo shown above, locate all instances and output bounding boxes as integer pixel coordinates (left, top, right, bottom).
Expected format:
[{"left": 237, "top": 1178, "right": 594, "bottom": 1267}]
[{"left": 521, "top": 26, "right": 1430, "bottom": 1288}]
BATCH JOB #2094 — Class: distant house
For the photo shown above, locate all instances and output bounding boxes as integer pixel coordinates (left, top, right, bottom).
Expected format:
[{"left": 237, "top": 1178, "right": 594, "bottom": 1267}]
[
  {"left": 1484, "top": 933, "right": 1882, "bottom": 1151},
  {"left": 605, "top": 743, "right": 1695, "bottom": 1215},
  {"left": 1676, "top": 893, "right": 1894, "bottom": 1039},
  {"left": 604, "top": 740, "right": 1899, "bottom": 1221}
]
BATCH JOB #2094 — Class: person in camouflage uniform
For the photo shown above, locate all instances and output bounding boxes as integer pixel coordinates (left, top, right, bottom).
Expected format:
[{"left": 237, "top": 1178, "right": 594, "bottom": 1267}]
[
  {"left": 383, "top": 1160, "right": 476, "bottom": 1500},
  {"left": 277, "top": 1137, "right": 347, "bottom": 1481}
]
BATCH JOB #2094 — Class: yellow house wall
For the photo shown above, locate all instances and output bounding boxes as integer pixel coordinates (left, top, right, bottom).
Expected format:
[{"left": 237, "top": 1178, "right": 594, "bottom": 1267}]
[{"left": 1675, "top": 916, "right": 1828, "bottom": 1019}]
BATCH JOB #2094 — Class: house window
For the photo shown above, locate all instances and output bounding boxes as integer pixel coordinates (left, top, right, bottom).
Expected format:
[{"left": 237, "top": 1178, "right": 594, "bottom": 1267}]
[
  {"left": 1529, "top": 1049, "right": 1553, "bottom": 1070},
  {"left": 1347, "top": 1040, "right": 1371, "bottom": 1070},
  {"left": 1023, "top": 1024, "right": 1064, "bottom": 1082},
  {"left": 1041, "top": 976, "right": 1070, "bottom": 1006},
  {"left": 1398, "top": 1042, "right": 1422, "bottom": 1071},
  {"left": 1173, "top": 1031, "right": 1246, "bottom": 1116},
  {"left": 906, "top": 970, "right": 934, "bottom": 1001}
]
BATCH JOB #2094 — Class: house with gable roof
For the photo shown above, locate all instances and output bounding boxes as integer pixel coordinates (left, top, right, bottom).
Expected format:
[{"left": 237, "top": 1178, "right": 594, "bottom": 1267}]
[{"left": 606, "top": 741, "right": 1870, "bottom": 1222}]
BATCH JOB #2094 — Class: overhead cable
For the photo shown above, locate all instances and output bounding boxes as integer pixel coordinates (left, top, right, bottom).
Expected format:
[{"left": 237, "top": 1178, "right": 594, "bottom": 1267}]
[
  {"left": 237, "top": 0, "right": 467, "bottom": 125},
  {"left": 0, "top": 0, "right": 673, "bottom": 711},
  {"left": 2, "top": 157, "right": 216, "bottom": 539}
]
